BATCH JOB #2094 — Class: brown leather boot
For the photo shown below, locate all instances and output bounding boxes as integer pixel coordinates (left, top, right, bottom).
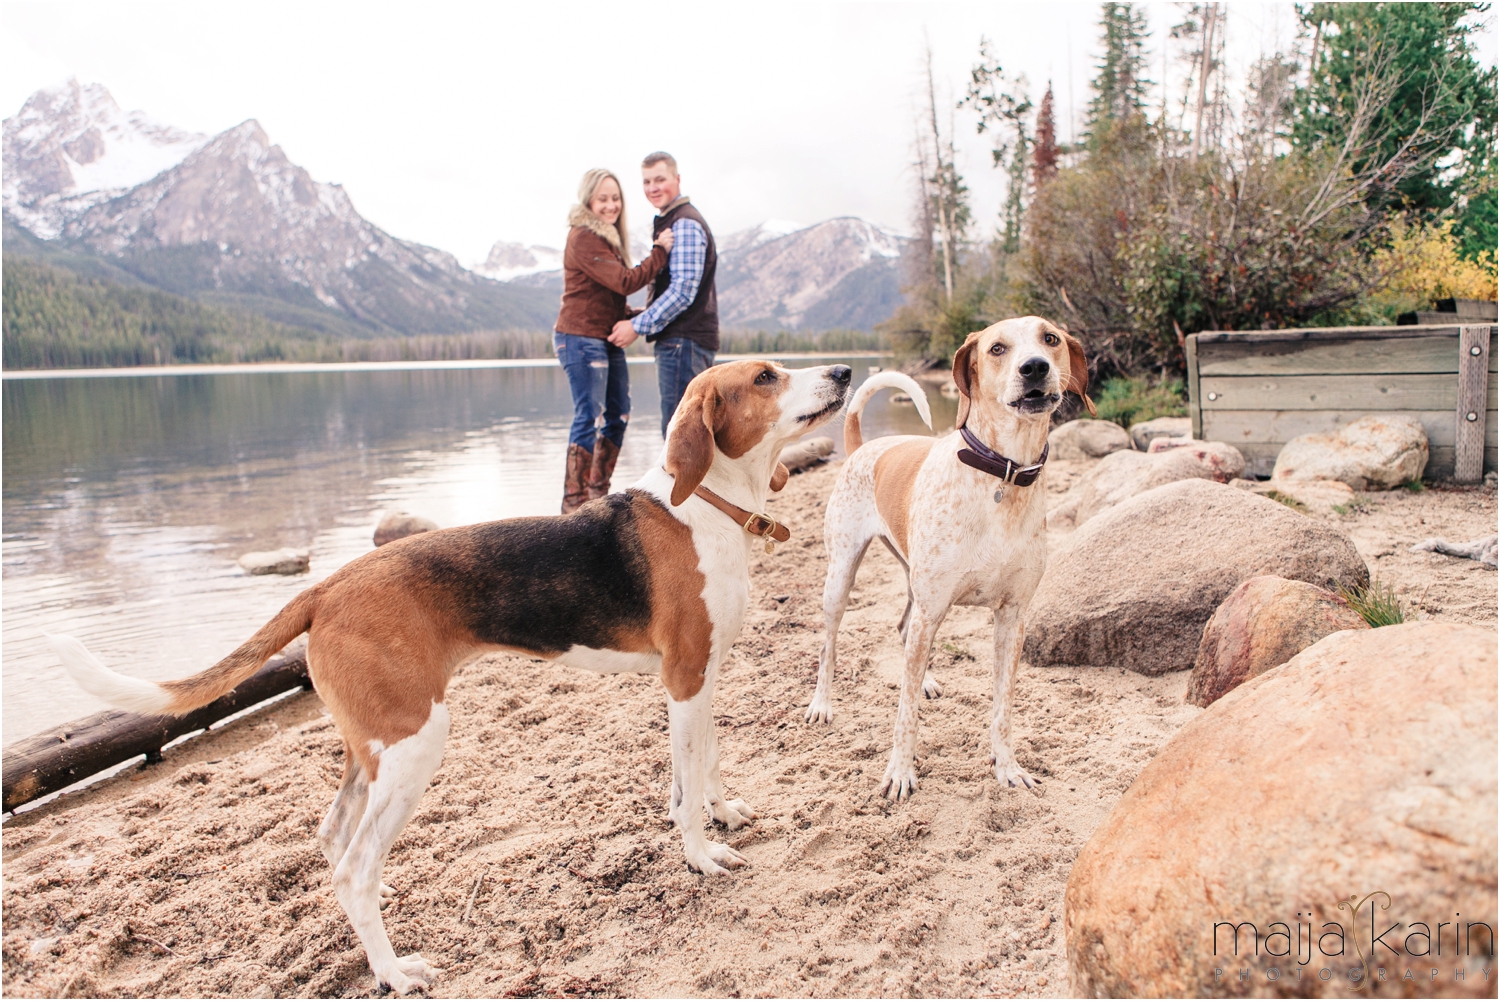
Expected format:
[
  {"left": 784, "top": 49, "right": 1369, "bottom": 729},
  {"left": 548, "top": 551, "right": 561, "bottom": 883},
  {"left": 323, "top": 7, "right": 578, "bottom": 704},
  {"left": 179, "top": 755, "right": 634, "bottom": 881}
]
[
  {"left": 585, "top": 437, "right": 621, "bottom": 500},
  {"left": 561, "top": 443, "right": 591, "bottom": 513}
]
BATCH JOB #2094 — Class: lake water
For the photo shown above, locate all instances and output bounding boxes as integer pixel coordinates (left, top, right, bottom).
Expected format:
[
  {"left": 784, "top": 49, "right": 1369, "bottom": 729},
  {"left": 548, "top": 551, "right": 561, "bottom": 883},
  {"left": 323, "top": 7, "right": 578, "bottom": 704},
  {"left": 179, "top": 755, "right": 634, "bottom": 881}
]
[{"left": 2, "top": 356, "right": 953, "bottom": 743}]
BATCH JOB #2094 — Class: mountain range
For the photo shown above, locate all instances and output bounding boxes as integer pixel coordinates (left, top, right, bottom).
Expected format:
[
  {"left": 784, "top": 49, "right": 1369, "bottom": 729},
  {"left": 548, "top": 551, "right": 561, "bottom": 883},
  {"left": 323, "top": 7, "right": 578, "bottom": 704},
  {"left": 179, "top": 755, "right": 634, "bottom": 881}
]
[
  {"left": 482, "top": 216, "right": 908, "bottom": 330},
  {"left": 4, "top": 80, "right": 910, "bottom": 348},
  {"left": 3, "top": 80, "right": 555, "bottom": 339}
]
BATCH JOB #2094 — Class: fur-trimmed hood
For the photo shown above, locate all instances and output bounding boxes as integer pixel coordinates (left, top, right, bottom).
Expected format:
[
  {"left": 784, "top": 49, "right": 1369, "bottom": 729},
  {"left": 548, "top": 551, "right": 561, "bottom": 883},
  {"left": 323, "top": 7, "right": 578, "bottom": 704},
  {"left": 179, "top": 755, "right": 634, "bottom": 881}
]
[{"left": 568, "top": 205, "right": 629, "bottom": 265}]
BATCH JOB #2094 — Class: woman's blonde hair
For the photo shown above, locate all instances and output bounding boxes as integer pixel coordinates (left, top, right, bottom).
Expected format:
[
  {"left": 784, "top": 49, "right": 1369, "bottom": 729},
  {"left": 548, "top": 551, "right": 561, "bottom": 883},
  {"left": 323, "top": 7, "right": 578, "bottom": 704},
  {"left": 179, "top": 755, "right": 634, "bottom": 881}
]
[{"left": 573, "top": 168, "right": 631, "bottom": 265}]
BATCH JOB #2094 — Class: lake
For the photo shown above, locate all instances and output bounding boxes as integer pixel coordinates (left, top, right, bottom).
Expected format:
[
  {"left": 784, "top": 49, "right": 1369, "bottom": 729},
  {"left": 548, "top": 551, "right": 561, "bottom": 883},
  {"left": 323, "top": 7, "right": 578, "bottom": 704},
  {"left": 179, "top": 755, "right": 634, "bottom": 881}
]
[{"left": 2, "top": 356, "right": 954, "bottom": 743}]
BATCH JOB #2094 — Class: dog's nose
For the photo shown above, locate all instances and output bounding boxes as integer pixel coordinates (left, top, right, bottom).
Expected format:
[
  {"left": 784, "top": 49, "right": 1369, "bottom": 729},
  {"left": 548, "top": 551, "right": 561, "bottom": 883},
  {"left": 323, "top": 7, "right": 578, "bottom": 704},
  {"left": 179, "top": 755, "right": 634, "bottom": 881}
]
[
  {"left": 1019, "top": 357, "right": 1050, "bottom": 381},
  {"left": 829, "top": 365, "right": 852, "bottom": 385}
]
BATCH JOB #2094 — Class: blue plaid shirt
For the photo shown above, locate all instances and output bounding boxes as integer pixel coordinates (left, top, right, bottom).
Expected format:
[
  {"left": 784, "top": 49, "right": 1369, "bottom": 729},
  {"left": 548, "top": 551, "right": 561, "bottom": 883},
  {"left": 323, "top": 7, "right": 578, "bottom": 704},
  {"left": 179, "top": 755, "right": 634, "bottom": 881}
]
[{"left": 632, "top": 214, "right": 707, "bottom": 338}]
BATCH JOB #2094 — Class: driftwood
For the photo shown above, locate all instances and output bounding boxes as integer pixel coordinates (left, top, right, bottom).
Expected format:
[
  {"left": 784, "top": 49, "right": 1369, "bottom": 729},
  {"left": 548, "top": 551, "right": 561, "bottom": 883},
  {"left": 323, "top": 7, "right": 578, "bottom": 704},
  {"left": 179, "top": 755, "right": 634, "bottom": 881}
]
[{"left": 2, "top": 642, "right": 311, "bottom": 812}]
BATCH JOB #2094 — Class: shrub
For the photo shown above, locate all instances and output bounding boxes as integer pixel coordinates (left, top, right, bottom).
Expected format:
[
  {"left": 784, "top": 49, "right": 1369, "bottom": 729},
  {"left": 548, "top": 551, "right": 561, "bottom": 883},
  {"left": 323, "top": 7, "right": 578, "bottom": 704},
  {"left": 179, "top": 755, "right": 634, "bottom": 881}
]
[
  {"left": 1336, "top": 577, "right": 1407, "bottom": 628},
  {"left": 1092, "top": 374, "right": 1187, "bottom": 428}
]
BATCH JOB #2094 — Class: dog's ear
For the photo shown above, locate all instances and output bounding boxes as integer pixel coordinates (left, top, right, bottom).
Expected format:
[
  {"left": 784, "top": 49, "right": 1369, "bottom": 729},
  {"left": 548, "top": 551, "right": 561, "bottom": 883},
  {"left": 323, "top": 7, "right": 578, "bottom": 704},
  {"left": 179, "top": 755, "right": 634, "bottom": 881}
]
[
  {"left": 1065, "top": 333, "right": 1097, "bottom": 417},
  {"left": 770, "top": 462, "right": 789, "bottom": 492},
  {"left": 665, "top": 383, "right": 719, "bottom": 506},
  {"left": 952, "top": 332, "right": 981, "bottom": 429}
]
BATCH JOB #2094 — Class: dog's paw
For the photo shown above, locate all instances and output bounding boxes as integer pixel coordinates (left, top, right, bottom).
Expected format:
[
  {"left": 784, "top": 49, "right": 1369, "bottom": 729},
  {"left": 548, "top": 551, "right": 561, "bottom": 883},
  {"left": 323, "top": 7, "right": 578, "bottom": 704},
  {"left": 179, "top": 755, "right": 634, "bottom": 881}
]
[
  {"left": 686, "top": 840, "right": 748, "bottom": 875},
  {"left": 379, "top": 883, "right": 397, "bottom": 909},
  {"left": 879, "top": 754, "right": 919, "bottom": 801},
  {"left": 805, "top": 688, "right": 834, "bottom": 724},
  {"left": 709, "top": 797, "right": 756, "bottom": 830},
  {"left": 375, "top": 964, "right": 430, "bottom": 995},
  {"left": 992, "top": 750, "right": 1039, "bottom": 789},
  {"left": 921, "top": 673, "right": 943, "bottom": 699},
  {"left": 396, "top": 953, "right": 442, "bottom": 980}
]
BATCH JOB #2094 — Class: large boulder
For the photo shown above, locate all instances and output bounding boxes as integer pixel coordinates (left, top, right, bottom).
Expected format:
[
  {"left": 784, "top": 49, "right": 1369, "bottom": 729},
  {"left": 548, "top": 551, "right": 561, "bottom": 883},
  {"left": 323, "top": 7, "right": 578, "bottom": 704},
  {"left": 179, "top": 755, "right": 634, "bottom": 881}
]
[
  {"left": 1066, "top": 623, "right": 1497, "bottom": 997},
  {"left": 1186, "top": 575, "right": 1368, "bottom": 707},
  {"left": 1048, "top": 419, "right": 1133, "bottom": 461},
  {"left": 1048, "top": 442, "right": 1247, "bottom": 529},
  {"left": 1025, "top": 479, "right": 1368, "bottom": 675},
  {"left": 238, "top": 547, "right": 309, "bottom": 575},
  {"left": 1272, "top": 414, "right": 1429, "bottom": 490},
  {"left": 374, "top": 511, "right": 439, "bottom": 547},
  {"left": 1129, "top": 415, "right": 1191, "bottom": 451}
]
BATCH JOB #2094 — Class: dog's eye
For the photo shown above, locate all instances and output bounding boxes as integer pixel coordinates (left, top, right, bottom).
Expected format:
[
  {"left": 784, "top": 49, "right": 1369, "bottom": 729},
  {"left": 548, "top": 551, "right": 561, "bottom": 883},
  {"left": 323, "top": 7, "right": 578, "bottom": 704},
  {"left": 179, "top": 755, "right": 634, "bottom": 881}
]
[
  {"left": 989, "top": 343, "right": 1007, "bottom": 356},
  {"left": 1043, "top": 332, "right": 1060, "bottom": 346},
  {"left": 754, "top": 369, "right": 777, "bottom": 385}
]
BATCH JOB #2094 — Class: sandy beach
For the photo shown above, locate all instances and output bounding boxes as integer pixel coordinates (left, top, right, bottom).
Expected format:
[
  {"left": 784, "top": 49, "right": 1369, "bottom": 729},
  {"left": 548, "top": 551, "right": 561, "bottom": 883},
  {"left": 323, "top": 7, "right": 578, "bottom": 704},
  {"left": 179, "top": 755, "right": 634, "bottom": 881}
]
[{"left": 3, "top": 457, "right": 1494, "bottom": 998}]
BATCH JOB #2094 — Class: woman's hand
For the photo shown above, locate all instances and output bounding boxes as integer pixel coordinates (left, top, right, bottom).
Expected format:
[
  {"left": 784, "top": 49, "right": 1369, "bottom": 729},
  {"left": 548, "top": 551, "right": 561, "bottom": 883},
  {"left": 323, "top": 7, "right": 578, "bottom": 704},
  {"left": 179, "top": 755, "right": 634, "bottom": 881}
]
[{"left": 655, "top": 227, "right": 675, "bottom": 253}]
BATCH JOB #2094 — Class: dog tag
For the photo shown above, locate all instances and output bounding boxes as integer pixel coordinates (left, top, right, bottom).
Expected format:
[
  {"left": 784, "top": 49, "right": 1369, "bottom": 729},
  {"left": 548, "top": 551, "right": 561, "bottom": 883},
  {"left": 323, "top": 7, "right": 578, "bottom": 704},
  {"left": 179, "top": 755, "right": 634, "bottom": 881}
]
[
  {"left": 765, "top": 539, "right": 776, "bottom": 554},
  {"left": 994, "top": 489, "right": 1004, "bottom": 503}
]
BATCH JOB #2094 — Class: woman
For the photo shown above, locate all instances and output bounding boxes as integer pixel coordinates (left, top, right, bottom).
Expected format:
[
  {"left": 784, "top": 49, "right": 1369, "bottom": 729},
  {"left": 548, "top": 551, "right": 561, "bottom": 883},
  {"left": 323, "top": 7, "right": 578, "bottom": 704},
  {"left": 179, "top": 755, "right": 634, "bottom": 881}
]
[{"left": 554, "top": 168, "right": 673, "bottom": 513}]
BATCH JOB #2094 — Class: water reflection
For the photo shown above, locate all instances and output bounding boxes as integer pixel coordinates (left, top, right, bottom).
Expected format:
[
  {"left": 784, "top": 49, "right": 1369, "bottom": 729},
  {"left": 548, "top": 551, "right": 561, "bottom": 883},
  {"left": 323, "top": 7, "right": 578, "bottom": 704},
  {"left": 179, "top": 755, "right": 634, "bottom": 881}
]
[{"left": 2, "top": 358, "right": 949, "bottom": 741}]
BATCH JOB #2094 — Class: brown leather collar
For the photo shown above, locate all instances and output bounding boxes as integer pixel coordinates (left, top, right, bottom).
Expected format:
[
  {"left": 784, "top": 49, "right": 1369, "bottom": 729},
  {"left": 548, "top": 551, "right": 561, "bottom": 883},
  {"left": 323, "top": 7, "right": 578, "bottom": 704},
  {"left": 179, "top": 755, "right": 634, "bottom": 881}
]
[
  {"left": 693, "top": 486, "right": 791, "bottom": 546},
  {"left": 957, "top": 425, "right": 1049, "bottom": 486}
]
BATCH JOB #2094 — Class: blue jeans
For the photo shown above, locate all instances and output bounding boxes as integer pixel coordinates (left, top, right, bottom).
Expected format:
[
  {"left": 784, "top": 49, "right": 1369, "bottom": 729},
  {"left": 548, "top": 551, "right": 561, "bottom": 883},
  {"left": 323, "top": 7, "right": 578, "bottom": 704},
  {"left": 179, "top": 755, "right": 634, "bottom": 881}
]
[
  {"left": 554, "top": 332, "right": 629, "bottom": 451},
  {"left": 654, "top": 336, "right": 716, "bottom": 437}
]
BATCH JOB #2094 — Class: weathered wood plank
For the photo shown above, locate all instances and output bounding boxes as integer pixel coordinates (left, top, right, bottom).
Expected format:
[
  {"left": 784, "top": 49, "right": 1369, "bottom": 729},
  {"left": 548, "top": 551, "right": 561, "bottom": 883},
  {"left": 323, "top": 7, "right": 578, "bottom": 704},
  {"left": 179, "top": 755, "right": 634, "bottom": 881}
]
[
  {"left": 1201, "top": 410, "right": 1465, "bottom": 448},
  {"left": 1, "top": 642, "right": 310, "bottom": 812},
  {"left": 1196, "top": 336, "right": 1461, "bottom": 377},
  {"left": 1194, "top": 324, "right": 1468, "bottom": 345},
  {"left": 1455, "top": 326, "right": 1493, "bottom": 483},
  {"left": 1199, "top": 373, "right": 1499, "bottom": 412},
  {"left": 1186, "top": 335, "right": 1202, "bottom": 439}
]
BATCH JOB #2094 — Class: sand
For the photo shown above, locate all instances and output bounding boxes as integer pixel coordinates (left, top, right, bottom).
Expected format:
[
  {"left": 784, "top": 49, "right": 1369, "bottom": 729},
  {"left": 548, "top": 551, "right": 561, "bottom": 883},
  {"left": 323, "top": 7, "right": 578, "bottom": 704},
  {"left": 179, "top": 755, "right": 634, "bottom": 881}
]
[{"left": 3, "top": 459, "right": 1495, "bottom": 998}]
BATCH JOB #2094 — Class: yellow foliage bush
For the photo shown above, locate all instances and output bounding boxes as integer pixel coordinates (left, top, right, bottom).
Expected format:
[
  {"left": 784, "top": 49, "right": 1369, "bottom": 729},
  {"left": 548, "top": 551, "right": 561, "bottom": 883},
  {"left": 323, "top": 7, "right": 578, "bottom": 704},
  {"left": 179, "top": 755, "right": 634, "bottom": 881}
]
[{"left": 1370, "top": 218, "right": 1497, "bottom": 316}]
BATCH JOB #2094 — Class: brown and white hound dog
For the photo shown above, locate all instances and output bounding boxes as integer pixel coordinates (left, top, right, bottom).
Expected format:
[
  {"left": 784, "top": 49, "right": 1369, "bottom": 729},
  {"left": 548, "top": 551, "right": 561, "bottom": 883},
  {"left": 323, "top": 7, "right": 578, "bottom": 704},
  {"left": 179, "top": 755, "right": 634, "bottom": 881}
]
[
  {"left": 49, "top": 359, "right": 852, "bottom": 995},
  {"left": 807, "top": 317, "right": 1093, "bottom": 801}
]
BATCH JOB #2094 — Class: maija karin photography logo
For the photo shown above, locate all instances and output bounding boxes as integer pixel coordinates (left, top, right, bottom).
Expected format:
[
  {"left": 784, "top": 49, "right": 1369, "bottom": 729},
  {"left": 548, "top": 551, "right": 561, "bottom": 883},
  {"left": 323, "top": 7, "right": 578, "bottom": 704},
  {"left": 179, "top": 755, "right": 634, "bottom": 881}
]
[{"left": 1210, "top": 892, "right": 1496, "bottom": 991}]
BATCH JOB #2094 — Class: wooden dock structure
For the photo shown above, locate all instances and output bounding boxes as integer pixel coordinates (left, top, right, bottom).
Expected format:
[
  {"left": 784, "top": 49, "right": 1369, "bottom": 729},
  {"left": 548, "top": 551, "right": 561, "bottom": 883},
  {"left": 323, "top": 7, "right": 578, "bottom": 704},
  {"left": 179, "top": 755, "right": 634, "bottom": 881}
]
[{"left": 1186, "top": 323, "right": 1499, "bottom": 481}]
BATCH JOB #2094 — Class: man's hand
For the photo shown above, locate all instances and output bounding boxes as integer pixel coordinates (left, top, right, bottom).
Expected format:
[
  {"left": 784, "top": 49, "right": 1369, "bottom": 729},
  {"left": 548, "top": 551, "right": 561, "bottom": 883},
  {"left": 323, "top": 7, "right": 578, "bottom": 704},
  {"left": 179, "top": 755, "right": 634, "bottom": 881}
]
[{"left": 609, "top": 320, "right": 638, "bottom": 347}]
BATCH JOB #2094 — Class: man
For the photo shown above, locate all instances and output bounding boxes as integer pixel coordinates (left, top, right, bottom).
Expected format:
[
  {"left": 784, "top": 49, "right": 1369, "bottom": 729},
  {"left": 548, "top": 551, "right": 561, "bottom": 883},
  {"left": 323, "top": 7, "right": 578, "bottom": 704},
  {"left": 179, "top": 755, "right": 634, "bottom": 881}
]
[{"left": 608, "top": 152, "right": 719, "bottom": 437}]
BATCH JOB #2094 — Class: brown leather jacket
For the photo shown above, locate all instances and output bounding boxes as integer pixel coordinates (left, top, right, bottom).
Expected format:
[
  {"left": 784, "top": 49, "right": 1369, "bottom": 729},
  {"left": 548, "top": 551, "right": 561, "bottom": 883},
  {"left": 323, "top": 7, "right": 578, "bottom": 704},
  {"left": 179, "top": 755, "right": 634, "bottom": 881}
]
[{"left": 554, "top": 226, "right": 667, "bottom": 339}]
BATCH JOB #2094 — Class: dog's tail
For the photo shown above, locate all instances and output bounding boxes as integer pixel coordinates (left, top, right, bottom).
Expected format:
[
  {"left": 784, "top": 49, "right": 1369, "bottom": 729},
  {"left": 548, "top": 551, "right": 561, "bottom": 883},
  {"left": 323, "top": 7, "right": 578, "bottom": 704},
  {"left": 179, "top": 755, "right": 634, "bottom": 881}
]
[
  {"left": 47, "top": 589, "right": 318, "bottom": 717},
  {"left": 843, "top": 372, "right": 931, "bottom": 454}
]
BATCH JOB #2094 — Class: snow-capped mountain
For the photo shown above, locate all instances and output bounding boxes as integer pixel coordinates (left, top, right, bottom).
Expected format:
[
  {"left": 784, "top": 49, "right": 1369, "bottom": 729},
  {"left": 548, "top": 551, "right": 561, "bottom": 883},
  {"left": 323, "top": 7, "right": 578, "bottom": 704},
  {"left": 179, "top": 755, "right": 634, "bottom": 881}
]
[
  {"left": 717, "top": 218, "right": 805, "bottom": 256},
  {"left": 474, "top": 241, "right": 563, "bottom": 282},
  {"left": 3, "top": 78, "right": 209, "bottom": 239},
  {"left": 715, "top": 217, "right": 906, "bottom": 330},
  {"left": 3, "top": 82, "right": 555, "bottom": 336},
  {"left": 480, "top": 216, "right": 909, "bottom": 331}
]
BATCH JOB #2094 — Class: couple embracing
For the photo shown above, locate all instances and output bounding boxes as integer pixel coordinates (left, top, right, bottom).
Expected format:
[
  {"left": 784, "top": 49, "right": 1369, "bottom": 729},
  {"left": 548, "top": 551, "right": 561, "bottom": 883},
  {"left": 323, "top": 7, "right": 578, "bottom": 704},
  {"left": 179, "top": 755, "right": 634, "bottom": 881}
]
[{"left": 553, "top": 152, "right": 719, "bottom": 512}]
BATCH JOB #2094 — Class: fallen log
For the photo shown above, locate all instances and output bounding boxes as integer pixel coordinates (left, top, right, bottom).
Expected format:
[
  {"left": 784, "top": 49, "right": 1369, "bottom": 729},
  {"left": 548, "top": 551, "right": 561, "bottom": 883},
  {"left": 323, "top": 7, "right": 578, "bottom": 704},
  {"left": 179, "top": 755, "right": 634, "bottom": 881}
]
[
  {"left": 778, "top": 436, "right": 836, "bottom": 473},
  {"left": 2, "top": 641, "right": 311, "bottom": 813}
]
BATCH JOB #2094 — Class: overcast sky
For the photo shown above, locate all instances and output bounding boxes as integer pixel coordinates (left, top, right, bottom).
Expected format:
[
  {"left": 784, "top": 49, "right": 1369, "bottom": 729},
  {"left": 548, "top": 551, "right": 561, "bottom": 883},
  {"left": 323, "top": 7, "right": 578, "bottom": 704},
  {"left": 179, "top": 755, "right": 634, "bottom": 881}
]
[{"left": 2, "top": 2, "right": 1494, "bottom": 267}]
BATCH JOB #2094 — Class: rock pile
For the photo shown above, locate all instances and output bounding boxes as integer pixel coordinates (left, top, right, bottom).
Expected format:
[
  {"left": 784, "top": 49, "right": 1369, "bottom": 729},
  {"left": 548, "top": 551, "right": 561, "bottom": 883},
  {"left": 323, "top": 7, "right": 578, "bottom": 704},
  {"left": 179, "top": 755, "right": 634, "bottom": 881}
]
[
  {"left": 374, "top": 511, "right": 438, "bottom": 547},
  {"left": 1048, "top": 419, "right": 1133, "bottom": 461},
  {"left": 1186, "top": 575, "right": 1368, "bottom": 707},
  {"left": 237, "top": 548, "right": 310, "bottom": 575},
  {"left": 1128, "top": 416, "right": 1190, "bottom": 451},
  {"left": 1066, "top": 623, "right": 1498, "bottom": 997},
  {"left": 1048, "top": 442, "right": 1246, "bottom": 529},
  {"left": 1026, "top": 479, "right": 1368, "bottom": 674},
  {"left": 1272, "top": 414, "right": 1429, "bottom": 490}
]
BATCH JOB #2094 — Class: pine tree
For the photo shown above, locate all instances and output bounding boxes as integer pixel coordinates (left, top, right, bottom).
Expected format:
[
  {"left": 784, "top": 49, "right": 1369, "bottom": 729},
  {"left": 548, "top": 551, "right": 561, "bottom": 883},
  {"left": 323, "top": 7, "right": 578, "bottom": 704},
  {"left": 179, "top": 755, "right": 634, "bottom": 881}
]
[
  {"left": 963, "top": 38, "right": 1031, "bottom": 253},
  {"left": 1032, "top": 84, "right": 1060, "bottom": 187},
  {"left": 1085, "top": 2, "right": 1152, "bottom": 142}
]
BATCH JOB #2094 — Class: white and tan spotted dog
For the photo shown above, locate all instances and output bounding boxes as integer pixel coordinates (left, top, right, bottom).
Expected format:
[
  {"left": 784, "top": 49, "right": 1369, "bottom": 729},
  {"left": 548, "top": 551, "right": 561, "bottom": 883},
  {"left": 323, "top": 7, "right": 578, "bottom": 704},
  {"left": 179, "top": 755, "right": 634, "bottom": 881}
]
[
  {"left": 807, "top": 317, "right": 1093, "bottom": 800},
  {"left": 49, "top": 359, "right": 852, "bottom": 995}
]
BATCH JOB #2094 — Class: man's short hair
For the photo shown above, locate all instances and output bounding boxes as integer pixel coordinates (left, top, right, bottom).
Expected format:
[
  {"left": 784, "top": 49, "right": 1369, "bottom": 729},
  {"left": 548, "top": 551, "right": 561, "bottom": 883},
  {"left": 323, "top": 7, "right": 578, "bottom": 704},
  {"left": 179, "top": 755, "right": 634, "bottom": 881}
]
[{"left": 642, "top": 151, "right": 678, "bottom": 173}]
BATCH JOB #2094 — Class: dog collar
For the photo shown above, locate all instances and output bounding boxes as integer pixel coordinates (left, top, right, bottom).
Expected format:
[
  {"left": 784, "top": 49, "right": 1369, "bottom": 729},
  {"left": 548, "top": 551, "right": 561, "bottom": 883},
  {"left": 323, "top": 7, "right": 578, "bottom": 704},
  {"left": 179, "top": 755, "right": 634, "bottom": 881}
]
[
  {"left": 956, "top": 425, "right": 1049, "bottom": 486},
  {"left": 694, "top": 486, "right": 791, "bottom": 553}
]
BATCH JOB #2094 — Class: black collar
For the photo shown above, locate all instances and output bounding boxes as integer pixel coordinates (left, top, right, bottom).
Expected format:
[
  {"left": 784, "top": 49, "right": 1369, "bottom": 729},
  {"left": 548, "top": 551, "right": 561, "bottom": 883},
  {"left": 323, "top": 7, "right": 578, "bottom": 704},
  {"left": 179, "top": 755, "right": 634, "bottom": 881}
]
[{"left": 957, "top": 425, "right": 1049, "bottom": 486}]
